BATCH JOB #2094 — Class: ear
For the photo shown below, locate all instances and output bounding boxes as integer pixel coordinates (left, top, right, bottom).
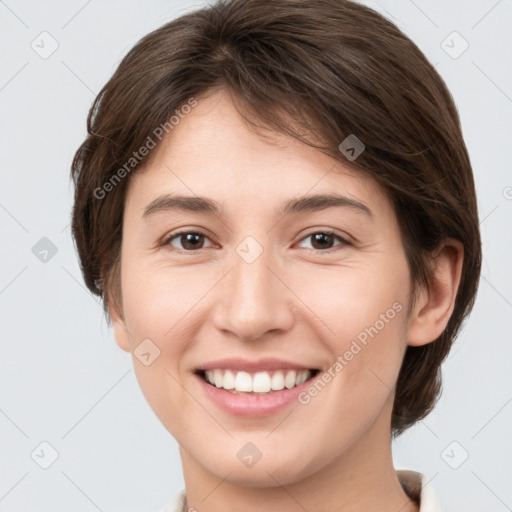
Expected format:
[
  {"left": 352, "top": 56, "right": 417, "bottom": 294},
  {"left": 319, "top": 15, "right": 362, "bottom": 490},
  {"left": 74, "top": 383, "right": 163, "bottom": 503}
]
[
  {"left": 108, "top": 300, "right": 131, "bottom": 353},
  {"left": 407, "top": 239, "right": 464, "bottom": 347}
]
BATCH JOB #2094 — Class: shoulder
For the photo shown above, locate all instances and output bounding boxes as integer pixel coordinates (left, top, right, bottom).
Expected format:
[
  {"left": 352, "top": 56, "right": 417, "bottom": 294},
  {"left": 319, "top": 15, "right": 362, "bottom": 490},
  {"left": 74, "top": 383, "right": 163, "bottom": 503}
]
[
  {"left": 397, "top": 469, "right": 443, "bottom": 512},
  {"left": 157, "top": 488, "right": 187, "bottom": 512}
]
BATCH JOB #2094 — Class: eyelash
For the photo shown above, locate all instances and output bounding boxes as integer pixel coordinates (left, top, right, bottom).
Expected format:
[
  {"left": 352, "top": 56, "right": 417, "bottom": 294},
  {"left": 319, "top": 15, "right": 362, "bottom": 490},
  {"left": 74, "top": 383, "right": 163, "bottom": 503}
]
[{"left": 161, "top": 229, "right": 352, "bottom": 254}]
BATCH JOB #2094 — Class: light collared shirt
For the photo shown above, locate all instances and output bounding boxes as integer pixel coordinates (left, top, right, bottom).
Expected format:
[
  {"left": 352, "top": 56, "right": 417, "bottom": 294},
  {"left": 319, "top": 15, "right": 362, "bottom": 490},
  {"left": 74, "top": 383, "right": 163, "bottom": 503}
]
[{"left": 158, "top": 469, "right": 442, "bottom": 511}]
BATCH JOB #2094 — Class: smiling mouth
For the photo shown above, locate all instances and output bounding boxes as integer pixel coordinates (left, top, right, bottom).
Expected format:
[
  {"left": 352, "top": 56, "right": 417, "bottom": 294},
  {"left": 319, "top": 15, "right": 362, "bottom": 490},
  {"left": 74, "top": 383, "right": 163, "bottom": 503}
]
[{"left": 195, "top": 368, "right": 321, "bottom": 395}]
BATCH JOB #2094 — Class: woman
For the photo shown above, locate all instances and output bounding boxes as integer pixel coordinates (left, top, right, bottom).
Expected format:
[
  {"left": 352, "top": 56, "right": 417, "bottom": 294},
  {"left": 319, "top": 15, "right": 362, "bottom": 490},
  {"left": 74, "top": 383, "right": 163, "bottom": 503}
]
[{"left": 70, "top": 0, "right": 481, "bottom": 510}]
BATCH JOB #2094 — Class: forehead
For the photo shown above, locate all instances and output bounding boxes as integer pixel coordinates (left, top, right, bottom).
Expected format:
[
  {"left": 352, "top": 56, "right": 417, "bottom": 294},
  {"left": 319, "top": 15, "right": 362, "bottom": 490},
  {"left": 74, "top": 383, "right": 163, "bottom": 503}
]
[{"left": 125, "top": 89, "right": 391, "bottom": 220}]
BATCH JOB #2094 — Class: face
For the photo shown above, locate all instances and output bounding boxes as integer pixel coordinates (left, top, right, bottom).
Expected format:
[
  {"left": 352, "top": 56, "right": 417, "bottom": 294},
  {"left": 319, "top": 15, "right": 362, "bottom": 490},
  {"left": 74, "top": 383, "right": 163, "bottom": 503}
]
[{"left": 112, "top": 88, "right": 414, "bottom": 487}]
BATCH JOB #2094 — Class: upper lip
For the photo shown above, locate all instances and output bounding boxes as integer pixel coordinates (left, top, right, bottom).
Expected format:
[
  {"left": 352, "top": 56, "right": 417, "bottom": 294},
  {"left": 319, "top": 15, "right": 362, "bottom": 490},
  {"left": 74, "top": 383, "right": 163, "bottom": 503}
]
[{"left": 195, "top": 357, "right": 319, "bottom": 373}]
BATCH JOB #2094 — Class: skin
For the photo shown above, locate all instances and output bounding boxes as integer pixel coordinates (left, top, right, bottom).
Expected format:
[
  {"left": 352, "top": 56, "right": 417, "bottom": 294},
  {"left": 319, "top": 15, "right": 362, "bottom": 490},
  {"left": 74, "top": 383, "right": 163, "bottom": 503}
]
[{"left": 110, "top": 88, "right": 463, "bottom": 512}]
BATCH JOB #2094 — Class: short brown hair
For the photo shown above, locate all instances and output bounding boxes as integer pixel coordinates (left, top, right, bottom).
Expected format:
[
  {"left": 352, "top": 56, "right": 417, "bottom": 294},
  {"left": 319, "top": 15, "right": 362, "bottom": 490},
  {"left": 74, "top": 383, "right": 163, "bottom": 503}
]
[{"left": 70, "top": 0, "right": 482, "bottom": 437}]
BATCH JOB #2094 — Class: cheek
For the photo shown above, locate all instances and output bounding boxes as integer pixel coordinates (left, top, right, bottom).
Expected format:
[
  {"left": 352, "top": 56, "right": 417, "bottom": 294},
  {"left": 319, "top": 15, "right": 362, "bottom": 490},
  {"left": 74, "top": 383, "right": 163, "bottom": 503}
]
[
  {"left": 123, "top": 267, "right": 202, "bottom": 435},
  {"left": 121, "top": 258, "right": 207, "bottom": 348},
  {"left": 291, "top": 259, "right": 411, "bottom": 409},
  {"left": 290, "top": 259, "right": 410, "bottom": 344},
  {"left": 119, "top": 258, "right": 205, "bottom": 412}
]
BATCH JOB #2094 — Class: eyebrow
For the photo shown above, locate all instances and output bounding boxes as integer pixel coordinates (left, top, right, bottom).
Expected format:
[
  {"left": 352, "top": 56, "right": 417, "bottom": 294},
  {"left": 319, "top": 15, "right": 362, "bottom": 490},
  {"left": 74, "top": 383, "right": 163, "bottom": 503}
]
[{"left": 141, "top": 193, "right": 373, "bottom": 220}]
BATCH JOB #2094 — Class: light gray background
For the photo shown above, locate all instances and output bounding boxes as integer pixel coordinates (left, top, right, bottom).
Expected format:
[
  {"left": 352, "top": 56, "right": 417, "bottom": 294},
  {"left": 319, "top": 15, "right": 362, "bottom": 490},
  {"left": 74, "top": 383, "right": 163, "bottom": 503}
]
[{"left": 1, "top": 0, "right": 511, "bottom": 510}]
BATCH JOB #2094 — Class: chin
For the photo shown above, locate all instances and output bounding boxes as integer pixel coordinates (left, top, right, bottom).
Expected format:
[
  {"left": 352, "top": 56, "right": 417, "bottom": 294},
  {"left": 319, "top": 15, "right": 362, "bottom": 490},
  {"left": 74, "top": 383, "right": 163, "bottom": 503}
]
[{"left": 203, "top": 449, "right": 316, "bottom": 488}]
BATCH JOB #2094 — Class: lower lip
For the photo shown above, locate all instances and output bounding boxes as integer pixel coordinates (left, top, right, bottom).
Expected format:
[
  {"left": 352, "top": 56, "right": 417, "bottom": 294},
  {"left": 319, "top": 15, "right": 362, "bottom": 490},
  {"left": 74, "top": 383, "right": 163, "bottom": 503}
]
[{"left": 194, "top": 372, "right": 316, "bottom": 416}]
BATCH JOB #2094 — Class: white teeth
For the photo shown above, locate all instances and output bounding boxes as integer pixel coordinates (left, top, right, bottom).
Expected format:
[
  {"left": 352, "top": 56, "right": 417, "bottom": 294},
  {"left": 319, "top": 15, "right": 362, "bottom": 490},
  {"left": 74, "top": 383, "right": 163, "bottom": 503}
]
[
  {"left": 271, "top": 372, "right": 285, "bottom": 391},
  {"left": 252, "top": 372, "right": 271, "bottom": 393},
  {"left": 223, "top": 370, "right": 235, "bottom": 389},
  {"left": 203, "top": 369, "right": 312, "bottom": 393},
  {"left": 213, "top": 369, "right": 223, "bottom": 388},
  {"left": 284, "top": 370, "right": 297, "bottom": 389},
  {"left": 234, "top": 371, "right": 253, "bottom": 392}
]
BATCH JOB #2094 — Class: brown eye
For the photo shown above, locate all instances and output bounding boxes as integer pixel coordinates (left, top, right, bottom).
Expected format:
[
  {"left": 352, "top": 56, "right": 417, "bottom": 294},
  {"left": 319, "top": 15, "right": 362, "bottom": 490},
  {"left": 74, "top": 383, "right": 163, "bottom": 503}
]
[
  {"left": 164, "top": 231, "right": 212, "bottom": 251},
  {"left": 298, "top": 230, "right": 351, "bottom": 252}
]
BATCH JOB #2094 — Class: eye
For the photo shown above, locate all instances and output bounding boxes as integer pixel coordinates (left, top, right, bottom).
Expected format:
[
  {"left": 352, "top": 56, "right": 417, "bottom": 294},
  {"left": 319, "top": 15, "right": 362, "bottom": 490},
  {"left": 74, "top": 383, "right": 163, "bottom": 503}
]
[
  {"left": 163, "top": 230, "right": 213, "bottom": 252},
  {"left": 162, "top": 229, "right": 352, "bottom": 253},
  {"left": 296, "top": 230, "right": 352, "bottom": 252}
]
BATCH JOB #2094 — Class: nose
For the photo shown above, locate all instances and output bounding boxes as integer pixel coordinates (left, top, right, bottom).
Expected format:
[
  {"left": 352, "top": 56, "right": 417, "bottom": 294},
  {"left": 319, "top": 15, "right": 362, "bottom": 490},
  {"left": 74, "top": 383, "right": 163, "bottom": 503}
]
[{"left": 211, "top": 245, "right": 294, "bottom": 342}]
